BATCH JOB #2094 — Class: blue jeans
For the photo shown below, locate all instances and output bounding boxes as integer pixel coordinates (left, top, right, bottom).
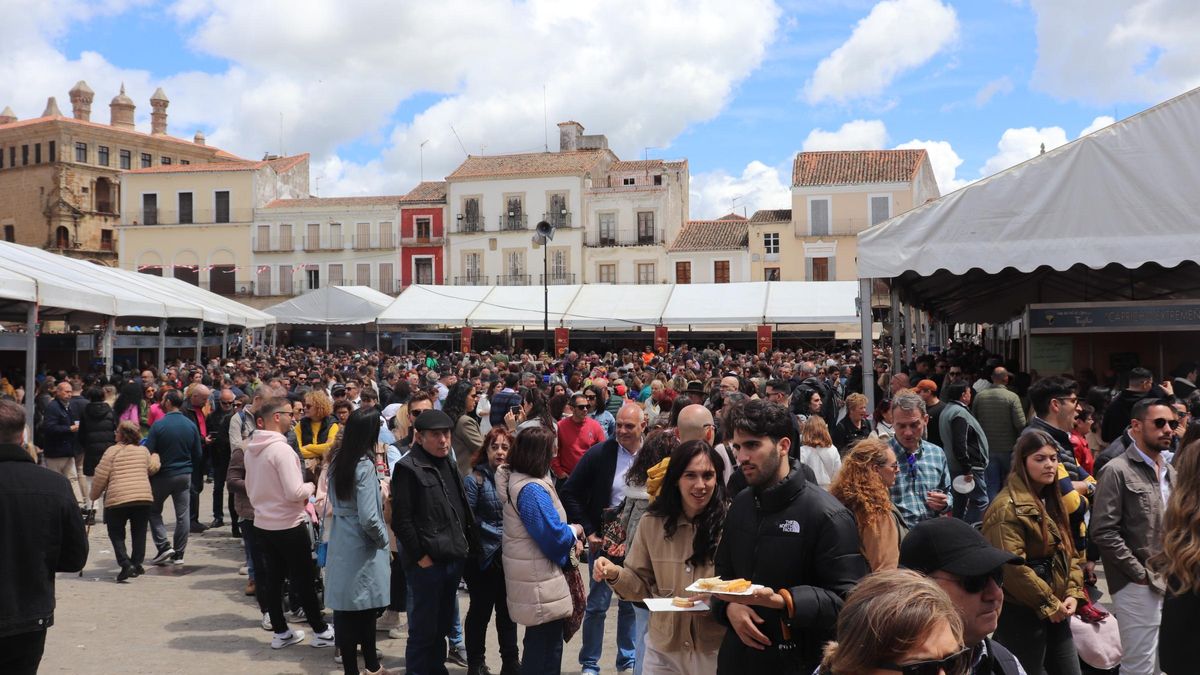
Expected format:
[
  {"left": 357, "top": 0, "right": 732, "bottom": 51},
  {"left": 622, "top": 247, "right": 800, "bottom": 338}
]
[
  {"left": 406, "top": 558, "right": 465, "bottom": 675},
  {"left": 580, "top": 557, "right": 636, "bottom": 673},
  {"left": 952, "top": 469, "right": 989, "bottom": 526},
  {"left": 633, "top": 604, "right": 650, "bottom": 675},
  {"left": 522, "top": 619, "right": 564, "bottom": 675},
  {"left": 986, "top": 453, "right": 1012, "bottom": 502}
]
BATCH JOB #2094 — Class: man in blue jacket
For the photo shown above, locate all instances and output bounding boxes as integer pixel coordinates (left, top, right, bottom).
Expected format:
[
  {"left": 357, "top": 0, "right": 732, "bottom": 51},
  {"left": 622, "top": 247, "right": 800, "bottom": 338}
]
[
  {"left": 146, "top": 389, "right": 203, "bottom": 566},
  {"left": 39, "top": 381, "right": 82, "bottom": 505}
]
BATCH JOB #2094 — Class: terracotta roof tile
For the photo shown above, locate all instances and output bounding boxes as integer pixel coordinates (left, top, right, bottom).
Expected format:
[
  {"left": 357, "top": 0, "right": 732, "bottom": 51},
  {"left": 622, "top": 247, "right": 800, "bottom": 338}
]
[
  {"left": 792, "top": 149, "right": 927, "bottom": 187},
  {"left": 399, "top": 181, "right": 448, "bottom": 203},
  {"left": 750, "top": 209, "right": 792, "bottom": 223},
  {"left": 0, "top": 114, "right": 244, "bottom": 158},
  {"left": 125, "top": 152, "right": 306, "bottom": 175},
  {"left": 610, "top": 159, "right": 663, "bottom": 171},
  {"left": 447, "top": 149, "right": 610, "bottom": 179},
  {"left": 263, "top": 196, "right": 403, "bottom": 209},
  {"left": 669, "top": 219, "right": 749, "bottom": 252},
  {"left": 717, "top": 212, "right": 748, "bottom": 221}
]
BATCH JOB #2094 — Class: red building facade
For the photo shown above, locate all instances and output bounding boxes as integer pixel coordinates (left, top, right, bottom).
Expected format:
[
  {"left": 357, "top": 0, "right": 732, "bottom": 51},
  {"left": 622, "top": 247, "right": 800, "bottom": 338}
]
[{"left": 398, "top": 181, "right": 446, "bottom": 287}]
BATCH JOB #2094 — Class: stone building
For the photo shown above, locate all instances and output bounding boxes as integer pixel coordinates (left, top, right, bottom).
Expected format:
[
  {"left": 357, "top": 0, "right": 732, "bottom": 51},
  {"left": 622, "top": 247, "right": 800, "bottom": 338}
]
[{"left": 0, "top": 81, "right": 244, "bottom": 263}]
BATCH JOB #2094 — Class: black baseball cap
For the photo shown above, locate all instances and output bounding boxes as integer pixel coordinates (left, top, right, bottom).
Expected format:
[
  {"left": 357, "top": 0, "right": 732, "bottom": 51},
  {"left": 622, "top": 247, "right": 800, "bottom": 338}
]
[
  {"left": 900, "top": 518, "right": 1021, "bottom": 576},
  {"left": 413, "top": 409, "right": 453, "bottom": 432}
]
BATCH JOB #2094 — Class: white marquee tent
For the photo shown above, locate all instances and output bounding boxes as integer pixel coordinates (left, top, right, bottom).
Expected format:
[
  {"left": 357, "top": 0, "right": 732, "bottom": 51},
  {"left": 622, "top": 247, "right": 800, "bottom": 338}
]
[{"left": 263, "top": 285, "right": 396, "bottom": 325}]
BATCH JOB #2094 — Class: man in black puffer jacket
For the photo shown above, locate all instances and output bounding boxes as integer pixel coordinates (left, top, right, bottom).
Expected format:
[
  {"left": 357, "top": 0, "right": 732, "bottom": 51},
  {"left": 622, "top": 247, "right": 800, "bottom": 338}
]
[
  {"left": 711, "top": 400, "right": 867, "bottom": 675},
  {"left": 77, "top": 387, "right": 116, "bottom": 525}
]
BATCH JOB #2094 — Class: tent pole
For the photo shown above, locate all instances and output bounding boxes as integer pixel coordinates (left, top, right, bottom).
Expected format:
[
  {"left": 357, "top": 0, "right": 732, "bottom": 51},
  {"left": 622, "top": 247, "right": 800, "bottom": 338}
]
[
  {"left": 859, "top": 279, "right": 876, "bottom": 416},
  {"left": 195, "top": 320, "right": 204, "bottom": 366},
  {"left": 325, "top": 328, "right": 330, "bottom": 352},
  {"left": 221, "top": 325, "right": 229, "bottom": 360},
  {"left": 890, "top": 286, "right": 901, "bottom": 374},
  {"left": 158, "top": 319, "right": 167, "bottom": 372},
  {"left": 375, "top": 321, "right": 381, "bottom": 353},
  {"left": 103, "top": 317, "right": 116, "bottom": 379},
  {"left": 24, "top": 303, "right": 37, "bottom": 452}
]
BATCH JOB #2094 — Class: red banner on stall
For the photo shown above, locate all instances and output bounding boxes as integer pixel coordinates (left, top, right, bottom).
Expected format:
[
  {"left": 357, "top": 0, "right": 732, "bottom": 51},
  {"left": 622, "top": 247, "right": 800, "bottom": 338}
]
[
  {"left": 461, "top": 326, "right": 472, "bottom": 353},
  {"left": 554, "top": 327, "right": 569, "bottom": 356},
  {"left": 757, "top": 325, "right": 772, "bottom": 355},
  {"left": 654, "top": 326, "right": 669, "bottom": 354}
]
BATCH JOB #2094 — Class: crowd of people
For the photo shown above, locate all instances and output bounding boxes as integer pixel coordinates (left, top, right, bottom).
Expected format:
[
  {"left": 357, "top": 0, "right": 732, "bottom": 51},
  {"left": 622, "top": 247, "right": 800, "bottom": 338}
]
[{"left": 2, "top": 341, "right": 1200, "bottom": 675}]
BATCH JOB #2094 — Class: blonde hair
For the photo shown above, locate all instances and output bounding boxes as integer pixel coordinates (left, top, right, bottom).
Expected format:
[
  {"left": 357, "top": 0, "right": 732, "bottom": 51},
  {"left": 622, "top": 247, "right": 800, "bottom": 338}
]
[
  {"left": 801, "top": 415, "right": 833, "bottom": 448},
  {"left": 829, "top": 437, "right": 894, "bottom": 529},
  {"left": 821, "top": 569, "right": 963, "bottom": 674},
  {"left": 845, "top": 392, "right": 868, "bottom": 411},
  {"left": 1152, "top": 440, "right": 1200, "bottom": 594},
  {"left": 303, "top": 390, "right": 333, "bottom": 420},
  {"left": 115, "top": 420, "right": 142, "bottom": 446}
]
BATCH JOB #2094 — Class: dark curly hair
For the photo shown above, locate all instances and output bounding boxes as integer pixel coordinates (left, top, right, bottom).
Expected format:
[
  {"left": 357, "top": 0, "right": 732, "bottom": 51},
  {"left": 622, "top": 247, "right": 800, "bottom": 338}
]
[{"left": 647, "top": 440, "right": 728, "bottom": 567}]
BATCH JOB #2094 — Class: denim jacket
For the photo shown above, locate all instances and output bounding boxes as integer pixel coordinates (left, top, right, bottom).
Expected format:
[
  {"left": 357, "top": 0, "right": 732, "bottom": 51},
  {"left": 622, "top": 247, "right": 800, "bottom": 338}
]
[{"left": 464, "top": 462, "right": 503, "bottom": 570}]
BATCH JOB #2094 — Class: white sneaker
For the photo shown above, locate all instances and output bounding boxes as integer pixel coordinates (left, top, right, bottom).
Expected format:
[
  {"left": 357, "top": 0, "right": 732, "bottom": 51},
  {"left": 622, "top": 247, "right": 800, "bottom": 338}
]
[
  {"left": 311, "top": 627, "right": 336, "bottom": 648},
  {"left": 271, "top": 629, "right": 305, "bottom": 649},
  {"left": 238, "top": 566, "right": 249, "bottom": 576},
  {"left": 261, "top": 613, "right": 272, "bottom": 631},
  {"left": 388, "top": 624, "right": 406, "bottom": 640},
  {"left": 376, "top": 609, "right": 400, "bottom": 631}
]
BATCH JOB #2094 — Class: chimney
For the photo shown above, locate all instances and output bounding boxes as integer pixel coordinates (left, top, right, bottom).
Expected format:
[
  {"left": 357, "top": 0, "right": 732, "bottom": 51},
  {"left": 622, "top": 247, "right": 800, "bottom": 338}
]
[
  {"left": 0, "top": 106, "right": 15, "bottom": 125},
  {"left": 69, "top": 80, "right": 94, "bottom": 121},
  {"left": 557, "top": 121, "right": 583, "bottom": 152},
  {"left": 194, "top": 130, "right": 206, "bottom": 146},
  {"left": 109, "top": 84, "right": 135, "bottom": 129},
  {"left": 150, "top": 87, "right": 169, "bottom": 135},
  {"left": 42, "top": 97, "right": 63, "bottom": 118}
]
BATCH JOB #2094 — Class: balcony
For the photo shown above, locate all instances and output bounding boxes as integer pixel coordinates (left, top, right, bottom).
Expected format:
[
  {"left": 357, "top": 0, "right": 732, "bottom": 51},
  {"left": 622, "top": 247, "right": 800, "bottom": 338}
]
[
  {"left": 452, "top": 217, "right": 485, "bottom": 234},
  {"left": 303, "top": 236, "right": 322, "bottom": 252},
  {"left": 454, "top": 275, "right": 489, "bottom": 286},
  {"left": 499, "top": 213, "right": 528, "bottom": 231},
  {"left": 496, "top": 274, "right": 531, "bottom": 286},
  {"left": 349, "top": 232, "right": 397, "bottom": 250},
  {"left": 378, "top": 279, "right": 402, "bottom": 294},
  {"left": 400, "top": 233, "right": 445, "bottom": 247},
  {"left": 584, "top": 232, "right": 665, "bottom": 247},
  {"left": 253, "top": 237, "right": 296, "bottom": 253},
  {"left": 543, "top": 211, "right": 573, "bottom": 228},
  {"left": 796, "top": 217, "right": 879, "bottom": 238},
  {"left": 540, "top": 272, "right": 575, "bottom": 285},
  {"left": 327, "top": 234, "right": 345, "bottom": 250},
  {"left": 124, "top": 207, "right": 254, "bottom": 226}
]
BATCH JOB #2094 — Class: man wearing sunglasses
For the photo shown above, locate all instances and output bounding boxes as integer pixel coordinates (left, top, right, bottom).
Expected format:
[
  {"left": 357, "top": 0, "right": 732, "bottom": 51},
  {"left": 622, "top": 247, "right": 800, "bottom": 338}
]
[
  {"left": 900, "top": 517, "right": 1025, "bottom": 675},
  {"left": 1091, "top": 398, "right": 1177, "bottom": 675}
]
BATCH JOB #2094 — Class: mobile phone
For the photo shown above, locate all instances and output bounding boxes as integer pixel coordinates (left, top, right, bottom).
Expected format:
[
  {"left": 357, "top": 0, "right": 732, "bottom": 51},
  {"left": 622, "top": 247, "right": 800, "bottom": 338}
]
[{"left": 510, "top": 405, "right": 521, "bottom": 416}]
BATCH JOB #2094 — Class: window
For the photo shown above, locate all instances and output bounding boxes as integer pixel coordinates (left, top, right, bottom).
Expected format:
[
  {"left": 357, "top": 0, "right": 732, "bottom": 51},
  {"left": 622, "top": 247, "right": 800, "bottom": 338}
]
[
  {"left": 811, "top": 257, "right": 830, "bottom": 281},
  {"left": 415, "top": 217, "right": 432, "bottom": 241},
  {"left": 504, "top": 196, "right": 523, "bottom": 230},
  {"left": 161, "top": 156, "right": 171, "bottom": 165},
  {"left": 507, "top": 251, "right": 524, "bottom": 276},
  {"left": 0, "top": 147, "right": 4, "bottom": 169},
  {"left": 328, "top": 264, "right": 343, "bottom": 286},
  {"left": 870, "top": 195, "right": 891, "bottom": 226},
  {"left": 357, "top": 263, "right": 371, "bottom": 286},
  {"left": 256, "top": 265, "right": 271, "bottom": 295},
  {"left": 119, "top": 149, "right": 131, "bottom": 170},
  {"left": 48, "top": 141, "right": 55, "bottom": 162},
  {"left": 95, "top": 177, "right": 114, "bottom": 213},
  {"left": 214, "top": 190, "right": 230, "bottom": 223},
  {"left": 763, "top": 232, "right": 780, "bottom": 255},
  {"left": 3, "top": 225, "right": 13, "bottom": 242},
  {"left": 329, "top": 223, "right": 343, "bottom": 249},
  {"left": 809, "top": 198, "right": 830, "bottom": 236},
  {"left": 175, "top": 263, "right": 200, "bottom": 286},
  {"left": 34, "top": 143, "right": 41, "bottom": 164},
  {"left": 378, "top": 262, "right": 394, "bottom": 292},
  {"left": 178, "top": 192, "right": 193, "bottom": 224},
  {"left": 74, "top": 142, "right": 86, "bottom": 163},
  {"left": 142, "top": 193, "right": 158, "bottom": 225},
  {"left": 279, "top": 223, "right": 293, "bottom": 250},
  {"left": 306, "top": 223, "right": 320, "bottom": 249},
  {"left": 141, "top": 153, "right": 152, "bottom": 168},
  {"left": 306, "top": 267, "right": 320, "bottom": 290},
  {"left": 414, "top": 258, "right": 434, "bottom": 285},
  {"left": 279, "top": 265, "right": 294, "bottom": 295},
  {"left": 548, "top": 192, "right": 569, "bottom": 228},
  {"left": 55, "top": 226, "right": 70, "bottom": 248},
  {"left": 98, "top": 146, "right": 109, "bottom": 166},
  {"left": 465, "top": 252, "right": 482, "bottom": 279},
  {"left": 462, "top": 197, "right": 481, "bottom": 231},
  {"left": 22, "top": 145, "right": 29, "bottom": 165},
  {"left": 180, "top": 159, "right": 190, "bottom": 166},
  {"left": 9, "top": 147, "right": 15, "bottom": 167},
  {"left": 598, "top": 212, "right": 616, "bottom": 245},
  {"left": 622, "top": 177, "right": 635, "bottom": 186},
  {"left": 598, "top": 263, "right": 616, "bottom": 283},
  {"left": 356, "top": 221, "right": 370, "bottom": 248},
  {"left": 675, "top": 261, "right": 691, "bottom": 284},
  {"left": 552, "top": 250, "right": 567, "bottom": 278},
  {"left": 765, "top": 267, "right": 781, "bottom": 281},
  {"left": 256, "top": 224, "right": 270, "bottom": 250},
  {"left": 209, "top": 265, "right": 235, "bottom": 294},
  {"left": 637, "top": 211, "right": 655, "bottom": 244},
  {"left": 637, "top": 263, "right": 656, "bottom": 285},
  {"left": 714, "top": 260, "right": 730, "bottom": 283},
  {"left": 654, "top": 174, "right": 663, "bottom": 185}
]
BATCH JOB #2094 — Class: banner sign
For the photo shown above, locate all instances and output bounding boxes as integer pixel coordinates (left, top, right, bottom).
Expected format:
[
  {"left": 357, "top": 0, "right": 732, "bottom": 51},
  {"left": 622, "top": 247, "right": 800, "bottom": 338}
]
[
  {"left": 461, "top": 326, "right": 473, "bottom": 353},
  {"left": 554, "top": 327, "right": 569, "bottom": 356},
  {"left": 1029, "top": 302, "right": 1200, "bottom": 333},
  {"left": 654, "top": 326, "right": 668, "bottom": 354},
  {"left": 757, "top": 325, "right": 772, "bottom": 355}
]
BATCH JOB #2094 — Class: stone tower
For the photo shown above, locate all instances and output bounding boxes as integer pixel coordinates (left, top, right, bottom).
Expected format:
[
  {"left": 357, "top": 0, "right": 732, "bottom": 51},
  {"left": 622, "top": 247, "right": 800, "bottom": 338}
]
[
  {"left": 42, "top": 97, "right": 62, "bottom": 117},
  {"left": 69, "top": 80, "right": 94, "bottom": 121},
  {"left": 110, "top": 84, "right": 135, "bottom": 129},
  {"left": 150, "top": 87, "right": 169, "bottom": 135},
  {"left": 0, "top": 106, "right": 15, "bottom": 125}
]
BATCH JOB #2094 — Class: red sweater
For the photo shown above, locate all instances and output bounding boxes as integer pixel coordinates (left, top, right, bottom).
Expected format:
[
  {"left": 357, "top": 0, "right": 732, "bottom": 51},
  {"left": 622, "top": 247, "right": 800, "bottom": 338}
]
[{"left": 554, "top": 417, "right": 605, "bottom": 479}]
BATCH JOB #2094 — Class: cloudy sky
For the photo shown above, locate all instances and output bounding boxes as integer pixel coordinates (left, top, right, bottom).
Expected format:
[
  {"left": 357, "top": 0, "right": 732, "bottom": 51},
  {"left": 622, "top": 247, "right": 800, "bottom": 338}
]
[{"left": 2, "top": 0, "right": 1198, "bottom": 218}]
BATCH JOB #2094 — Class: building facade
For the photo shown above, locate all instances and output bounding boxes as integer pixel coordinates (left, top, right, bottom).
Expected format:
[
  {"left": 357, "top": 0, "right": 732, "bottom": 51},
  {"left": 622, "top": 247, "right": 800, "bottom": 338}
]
[
  {"left": 0, "top": 81, "right": 242, "bottom": 263},
  {"left": 116, "top": 154, "right": 309, "bottom": 296},
  {"left": 747, "top": 149, "right": 940, "bottom": 283},
  {"left": 398, "top": 181, "right": 447, "bottom": 288},
  {"left": 666, "top": 215, "right": 751, "bottom": 284}
]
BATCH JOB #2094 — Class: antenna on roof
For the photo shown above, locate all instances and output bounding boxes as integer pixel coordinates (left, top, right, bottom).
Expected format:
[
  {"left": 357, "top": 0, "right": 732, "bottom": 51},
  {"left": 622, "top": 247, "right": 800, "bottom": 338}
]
[
  {"left": 450, "top": 124, "right": 469, "bottom": 157},
  {"left": 314, "top": 175, "right": 321, "bottom": 197},
  {"left": 419, "top": 139, "right": 429, "bottom": 182}
]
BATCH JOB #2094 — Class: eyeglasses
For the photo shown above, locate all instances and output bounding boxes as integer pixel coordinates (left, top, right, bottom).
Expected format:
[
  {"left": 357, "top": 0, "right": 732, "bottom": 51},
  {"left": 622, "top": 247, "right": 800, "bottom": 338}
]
[
  {"left": 1054, "top": 396, "right": 1078, "bottom": 405},
  {"left": 948, "top": 370, "right": 962, "bottom": 376},
  {"left": 411, "top": 409, "right": 425, "bottom": 417},
  {"left": 220, "top": 400, "right": 234, "bottom": 407},
  {"left": 937, "top": 567, "right": 1005, "bottom": 594},
  {"left": 585, "top": 394, "right": 597, "bottom": 400},
  {"left": 1149, "top": 417, "right": 1181, "bottom": 430},
  {"left": 877, "top": 647, "right": 972, "bottom": 675}
]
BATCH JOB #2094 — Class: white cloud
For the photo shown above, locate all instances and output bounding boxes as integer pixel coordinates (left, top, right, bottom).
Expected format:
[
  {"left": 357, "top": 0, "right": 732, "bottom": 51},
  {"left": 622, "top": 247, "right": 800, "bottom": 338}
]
[
  {"left": 979, "top": 125, "right": 1068, "bottom": 177},
  {"left": 895, "top": 139, "right": 967, "bottom": 193},
  {"left": 1030, "top": 0, "right": 1200, "bottom": 105},
  {"left": 0, "top": 0, "right": 783, "bottom": 198},
  {"left": 1078, "top": 115, "right": 1115, "bottom": 138},
  {"left": 975, "top": 76, "right": 1014, "bottom": 107},
  {"left": 802, "top": 119, "right": 888, "bottom": 151},
  {"left": 805, "top": 0, "right": 959, "bottom": 104},
  {"left": 689, "top": 160, "right": 790, "bottom": 220}
]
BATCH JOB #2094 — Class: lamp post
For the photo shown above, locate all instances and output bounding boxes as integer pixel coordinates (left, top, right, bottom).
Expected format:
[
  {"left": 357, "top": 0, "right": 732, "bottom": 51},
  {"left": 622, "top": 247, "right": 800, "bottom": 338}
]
[{"left": 534, "top": 220, "right": 555, "bottom": 356}]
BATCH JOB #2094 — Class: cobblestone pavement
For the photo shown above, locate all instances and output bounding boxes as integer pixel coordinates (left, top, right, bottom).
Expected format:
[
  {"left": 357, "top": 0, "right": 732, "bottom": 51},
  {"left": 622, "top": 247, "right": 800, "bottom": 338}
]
[{"left": 41, "top": 499, "right": 623, "bottom": 675}]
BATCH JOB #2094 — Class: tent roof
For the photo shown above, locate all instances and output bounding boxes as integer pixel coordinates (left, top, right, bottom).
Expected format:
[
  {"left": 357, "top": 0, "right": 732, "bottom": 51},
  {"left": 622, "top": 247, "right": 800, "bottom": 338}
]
[
  {"left": 564, "top": 285, "right": 676, "bottom": 329},
  {"left": 857, "top": 85, "right": 1200, "bottom": 322},
  {"left": 465, "top": 285, "right": 584, "bottom": 329},
  {"left": 263, "top": 286, "right": 394, "bottom": 325},
  {"left": 765, "top": 282, "right": 860, "bottom": 324},
  {"left": 376, "top": 285, "right": 493, "bottom": 326}
]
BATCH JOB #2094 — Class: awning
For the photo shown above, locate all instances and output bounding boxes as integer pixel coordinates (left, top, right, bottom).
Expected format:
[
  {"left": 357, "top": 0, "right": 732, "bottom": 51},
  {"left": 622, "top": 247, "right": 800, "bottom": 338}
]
[
  {"left": 263, "top": 285, "right": 394, "bottom": 326},
  {"left": 376, "top": 285, "right": 494, "bottom": 326}
]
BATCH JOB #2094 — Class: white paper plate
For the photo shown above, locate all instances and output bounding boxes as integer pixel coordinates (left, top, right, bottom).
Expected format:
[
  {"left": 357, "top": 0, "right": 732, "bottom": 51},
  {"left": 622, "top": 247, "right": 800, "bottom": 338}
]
[
  {"left": 952, "top": 475, "right": 975, "bottom": 494},
  {"left": 643, "top": 597, "right": 711, "bottom": 613},
  {"left": 684, "top": 580, "right": 761, "bottom": 595}
]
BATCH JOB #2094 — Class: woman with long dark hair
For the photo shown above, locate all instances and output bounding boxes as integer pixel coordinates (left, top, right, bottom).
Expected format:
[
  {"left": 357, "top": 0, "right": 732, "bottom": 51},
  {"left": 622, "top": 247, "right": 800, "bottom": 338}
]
[
  {"left": 113, "top": 382, "right": 143, "bottom": 426},
  {"left": 982, "top": 430, "right": 1085, "bottom": 675},
  {"left": 587, "top": 384, "right": 616, "bottom": 439},
  {"left": 325, "top": 408, "right": 391, "bottom": 675},
  {"left": 444, "top": 380, "right": 482, "bottom": 477},
  {"left": 593, "top": 440, "right": 729, "bottom": 674}
]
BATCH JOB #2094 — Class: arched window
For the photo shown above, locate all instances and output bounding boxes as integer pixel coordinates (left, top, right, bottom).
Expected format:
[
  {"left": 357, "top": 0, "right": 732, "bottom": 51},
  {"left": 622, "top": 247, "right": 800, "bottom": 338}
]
[{"left": 55, "top": 226, "right": 70, "bottom": 248}]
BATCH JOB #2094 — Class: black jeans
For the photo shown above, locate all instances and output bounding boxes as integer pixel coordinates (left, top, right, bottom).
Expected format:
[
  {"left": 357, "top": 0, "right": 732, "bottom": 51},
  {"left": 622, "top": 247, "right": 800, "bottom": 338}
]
[
  {"left": 255, "top": 524, "right": 328, "bottom": 635},
  {"left": 405, "top": 557, "right": 465, "bottom": 675},
  {"left": 211, "top": 456, "right": 230, "bottom": 522},
  {"left": 993, "top": 600, "right": 1082, "bottom": 675},
  {"left": 104, "top": 503, "right": 150, "bottom": 568},
  {"left": 241, "top": 518, "right": 269, "bottom": 613},
  {"left": 465, "top": 559, "right": 519, "bottom": 665},
  {"left": 0, "top": 629, "right": 46, "bottom": 675},
  {"left": 389, "top": 553, "right": 407, "bottom": 612},
  {"left": 189, "top": 468, "right": 204, "bottom": 523},
  {"left": 334, "top": 608, "right": 383, "bottom": 675},
  {"left": 521, "top": 619, "right": 564, "bottom": 675}
]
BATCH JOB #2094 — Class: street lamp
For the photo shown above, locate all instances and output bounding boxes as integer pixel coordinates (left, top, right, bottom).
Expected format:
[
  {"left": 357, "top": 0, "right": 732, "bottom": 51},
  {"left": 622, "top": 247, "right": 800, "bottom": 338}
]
[{"left": 534, "top": 220, "right": 556, "bottom": 355}]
